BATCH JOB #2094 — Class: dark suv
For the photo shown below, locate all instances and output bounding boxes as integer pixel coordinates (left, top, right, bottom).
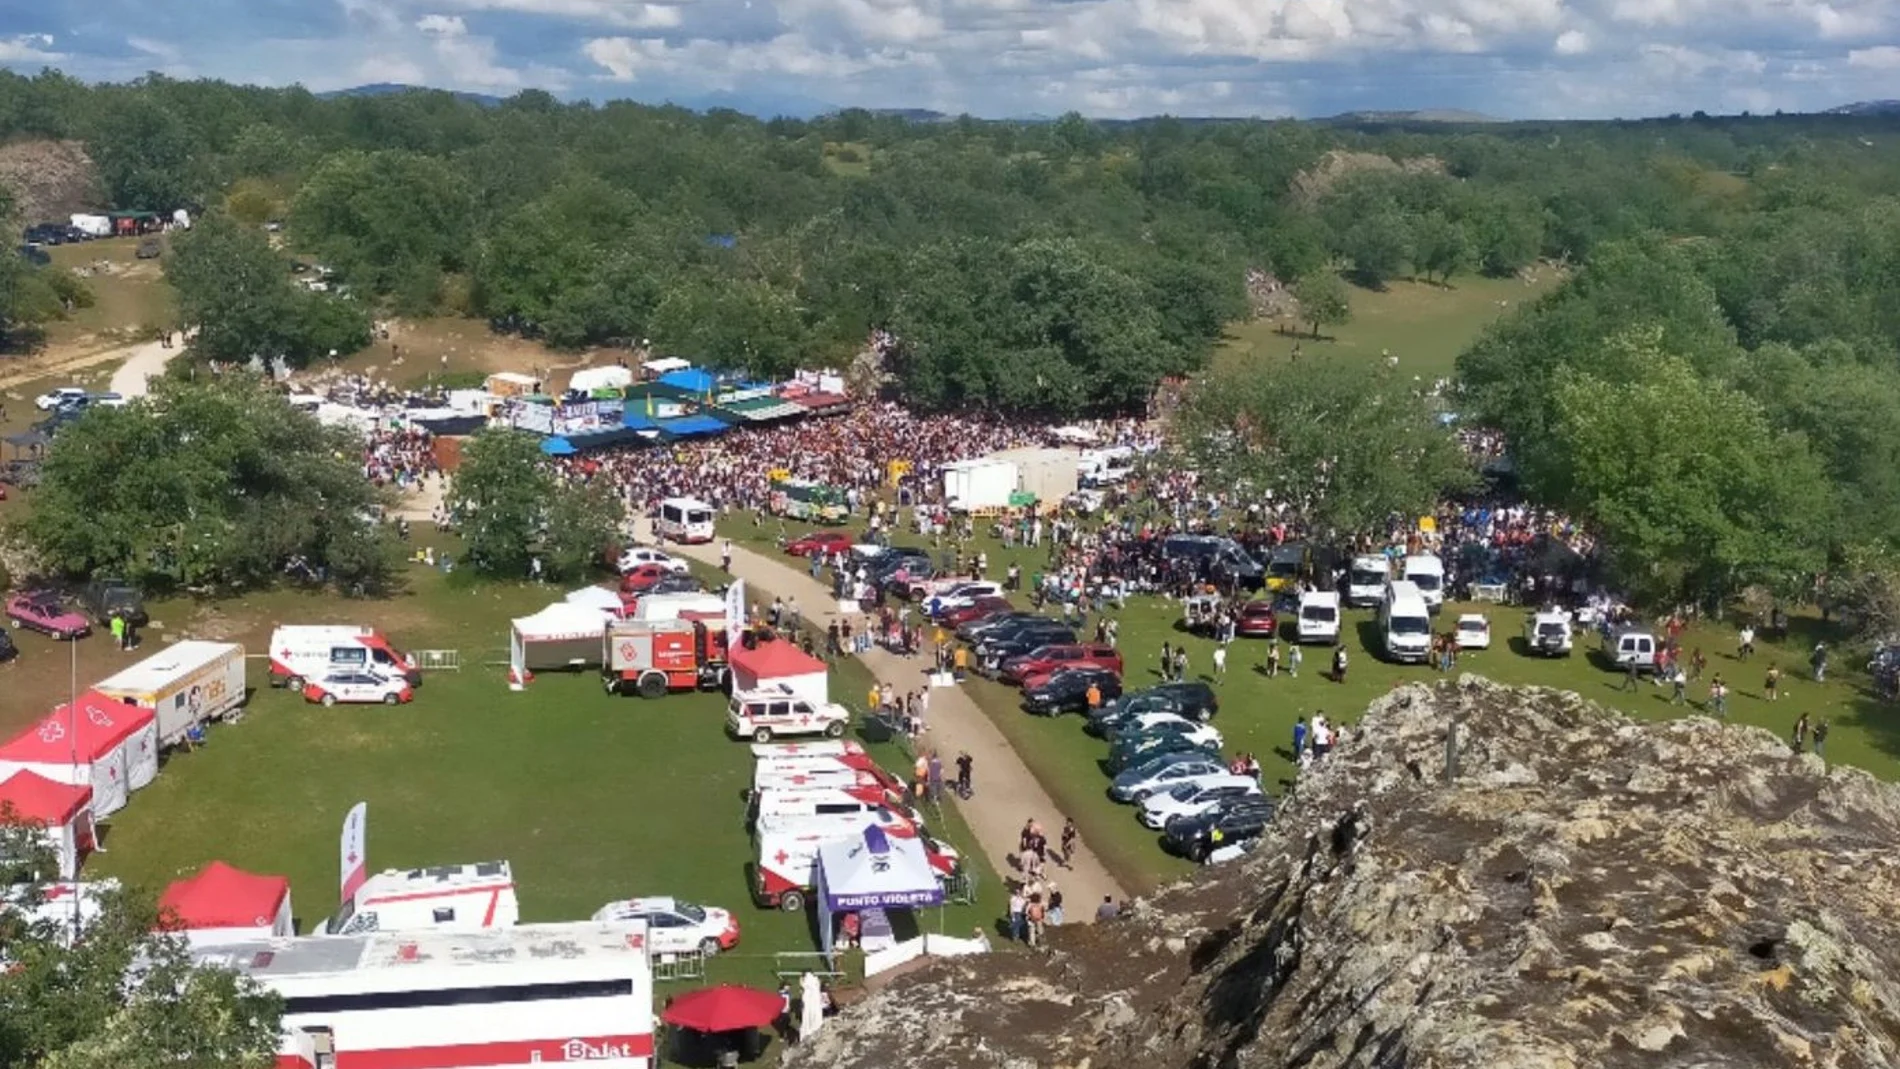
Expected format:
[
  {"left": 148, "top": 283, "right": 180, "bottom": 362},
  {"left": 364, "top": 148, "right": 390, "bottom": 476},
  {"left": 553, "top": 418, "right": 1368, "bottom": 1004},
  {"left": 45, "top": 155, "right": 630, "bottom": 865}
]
[
  {"left": 1163, "top": 797, "right": 1276, "bottom": 861},
  {"left": 80, "top": 577, "right": 148, "bottom": 626},
  {"left": 1087, "top": 682, "right": 1220, "bottom": 735}
]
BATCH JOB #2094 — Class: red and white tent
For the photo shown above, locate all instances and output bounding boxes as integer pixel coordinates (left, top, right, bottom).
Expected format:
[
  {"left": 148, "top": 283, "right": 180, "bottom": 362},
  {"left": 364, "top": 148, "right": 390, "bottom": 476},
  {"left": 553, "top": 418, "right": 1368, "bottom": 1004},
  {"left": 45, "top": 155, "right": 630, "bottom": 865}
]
[
  {"left": 159, "top": 861, "right": 295, "bottom": 947},
  {"left": 729, "top": 638, "right": 830, "bottom": 704},
  {"left": 0, "top": 772, "right": 97, "bottom": 878},
  {"left": 0, "top": 691, "right": 158, "bottom": 818}
]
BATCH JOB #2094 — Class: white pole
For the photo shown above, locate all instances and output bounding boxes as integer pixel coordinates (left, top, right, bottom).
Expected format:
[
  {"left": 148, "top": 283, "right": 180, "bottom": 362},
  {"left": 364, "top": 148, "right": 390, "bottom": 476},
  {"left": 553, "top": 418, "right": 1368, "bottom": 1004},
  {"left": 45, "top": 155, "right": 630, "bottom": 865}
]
[{"left": 69, "top": 637, "right": 81, "bottom": 942}]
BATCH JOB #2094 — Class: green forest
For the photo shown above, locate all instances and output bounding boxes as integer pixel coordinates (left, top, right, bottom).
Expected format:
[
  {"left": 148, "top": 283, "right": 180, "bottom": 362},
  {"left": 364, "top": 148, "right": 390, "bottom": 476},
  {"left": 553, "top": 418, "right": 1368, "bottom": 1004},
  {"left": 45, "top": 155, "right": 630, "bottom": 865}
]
[{"left": 4, "top": 71, "right": 1900, "bottom": 608}]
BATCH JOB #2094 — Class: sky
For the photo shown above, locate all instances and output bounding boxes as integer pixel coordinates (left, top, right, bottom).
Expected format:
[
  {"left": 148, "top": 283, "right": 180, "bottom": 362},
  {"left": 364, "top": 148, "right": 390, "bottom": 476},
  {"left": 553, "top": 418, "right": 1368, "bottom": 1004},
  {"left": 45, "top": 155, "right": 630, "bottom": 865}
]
[{"left": 0, "top": 0, "right": 1897, "bottom": 119}]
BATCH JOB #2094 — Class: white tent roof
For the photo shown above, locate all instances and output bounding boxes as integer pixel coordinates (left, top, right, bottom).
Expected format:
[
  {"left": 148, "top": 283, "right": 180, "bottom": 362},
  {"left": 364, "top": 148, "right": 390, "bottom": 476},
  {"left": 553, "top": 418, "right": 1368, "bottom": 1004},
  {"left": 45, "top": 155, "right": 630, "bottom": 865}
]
[
  {"left": 641, "top": 357, "right": 691, "bottom": 374},
  {"left": 816, "top": 824, "right": 943, "bottom": 913},
  {"left": 564, "top": 586, "right": 624, "bottom": 614},
  {"left": 569, "top": 366, "right": 634, "bottom": 393},
  {"left": 511, "top": 602, "right": 613, "bottom": 644}
]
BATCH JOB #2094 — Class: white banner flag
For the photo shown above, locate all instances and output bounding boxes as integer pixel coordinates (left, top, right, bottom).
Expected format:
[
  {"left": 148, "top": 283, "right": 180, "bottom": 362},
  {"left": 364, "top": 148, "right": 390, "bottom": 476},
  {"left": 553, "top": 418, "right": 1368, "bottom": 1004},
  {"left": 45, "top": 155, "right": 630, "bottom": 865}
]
[
  {"left": 725, "top": 579, "right": 747, "bottom": 638},
  {"left": 340, "top": 802, "right": 368, "bottom": 902}
]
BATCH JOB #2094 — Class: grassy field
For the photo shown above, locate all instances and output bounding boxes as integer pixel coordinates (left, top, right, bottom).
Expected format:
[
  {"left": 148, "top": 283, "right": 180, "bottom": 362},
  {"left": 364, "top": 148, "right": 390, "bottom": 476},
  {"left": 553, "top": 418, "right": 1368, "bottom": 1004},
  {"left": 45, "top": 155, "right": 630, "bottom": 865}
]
[
  {"left": 1219, "top": 270, "right": 1561, "bottom": 381},
  {"left": 1, "top": 553, "right": 1003, "bottom": 991},
  {"left": 46, "top": 236, "right": 177, "bottom": 351},
  {"left": 726, "top": 518, "right": 1899, "bottom": 894}
]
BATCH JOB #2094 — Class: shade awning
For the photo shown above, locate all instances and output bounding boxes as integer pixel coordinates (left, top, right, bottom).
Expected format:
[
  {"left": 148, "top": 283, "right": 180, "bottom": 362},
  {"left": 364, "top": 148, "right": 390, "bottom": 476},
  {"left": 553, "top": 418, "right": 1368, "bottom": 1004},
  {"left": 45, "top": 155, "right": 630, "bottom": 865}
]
[
  {"left": 159, "top": 861, "right": 290, "bottom": 930},
  {"left": 817, "top": 824, "right": 944, "bottom": 912},
  {"left": 661, "top": 984, "right": 781, "bottom": 1033}
]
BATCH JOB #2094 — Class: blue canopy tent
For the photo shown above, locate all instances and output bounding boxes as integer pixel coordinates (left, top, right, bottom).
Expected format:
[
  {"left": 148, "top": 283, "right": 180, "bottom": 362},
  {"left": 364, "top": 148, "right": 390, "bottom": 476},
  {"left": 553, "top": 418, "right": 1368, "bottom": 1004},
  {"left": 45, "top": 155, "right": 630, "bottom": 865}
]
[
  {"left": 657, "top": 414, "right": 728, "bottom": 438},
  {"left": 658, "top": 368, "right": 717, "bottom": 396},
  {"left": 540, "top": 437, "right": 577, "bottom": 456}
]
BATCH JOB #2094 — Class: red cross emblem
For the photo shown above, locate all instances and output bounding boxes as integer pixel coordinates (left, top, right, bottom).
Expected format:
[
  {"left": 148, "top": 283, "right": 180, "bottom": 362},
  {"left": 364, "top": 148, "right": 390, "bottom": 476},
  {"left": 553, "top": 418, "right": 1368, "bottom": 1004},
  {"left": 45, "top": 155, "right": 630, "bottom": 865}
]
[{"left": 773, "top": 850, "right": 790, "bottom": 865}]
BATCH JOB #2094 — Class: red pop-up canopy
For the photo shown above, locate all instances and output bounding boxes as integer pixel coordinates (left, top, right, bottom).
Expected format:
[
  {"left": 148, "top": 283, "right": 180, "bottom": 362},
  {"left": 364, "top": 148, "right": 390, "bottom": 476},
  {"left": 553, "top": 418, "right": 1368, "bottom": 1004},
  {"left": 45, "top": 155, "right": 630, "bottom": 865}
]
[
  {"left": 0, "top": 690, "right": 156, "bottom": 817},
  {"left": 158, "top": 861, "right": 294, "bottom": 946},
  {"left": 0, "top": 772, "right": 96, "bottom": 878}
]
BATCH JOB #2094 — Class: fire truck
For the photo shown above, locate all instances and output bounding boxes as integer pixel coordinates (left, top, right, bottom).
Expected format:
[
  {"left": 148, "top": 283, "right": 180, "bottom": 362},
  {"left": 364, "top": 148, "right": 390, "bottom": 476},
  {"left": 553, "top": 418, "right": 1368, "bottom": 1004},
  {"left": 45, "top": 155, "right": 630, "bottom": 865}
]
[{"left": 601, "top": 618, "right": 730, "bottom": 698}]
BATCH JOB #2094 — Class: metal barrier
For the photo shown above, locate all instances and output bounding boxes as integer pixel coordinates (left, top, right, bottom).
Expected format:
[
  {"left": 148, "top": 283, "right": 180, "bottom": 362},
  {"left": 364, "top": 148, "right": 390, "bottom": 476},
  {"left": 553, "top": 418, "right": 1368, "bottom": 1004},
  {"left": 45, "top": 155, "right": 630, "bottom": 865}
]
[
  {"left": 942, "top": 869, "right": 977, "bottom": 906},
  {"left": 413, "top": 650, "right": 460, "bottom": 671},
  {"left": 774, "top": 951, "right": 846, "bottom": 982},
  {"left": 652, "top": 949, "right": 707, "bottom": 982}
]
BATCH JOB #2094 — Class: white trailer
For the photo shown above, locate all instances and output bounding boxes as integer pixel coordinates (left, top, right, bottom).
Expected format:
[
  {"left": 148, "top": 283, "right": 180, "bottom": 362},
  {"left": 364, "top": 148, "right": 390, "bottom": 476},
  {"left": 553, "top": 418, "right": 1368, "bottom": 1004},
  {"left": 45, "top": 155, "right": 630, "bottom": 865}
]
[
  {"left": 195, "top": 922, "right": 655, "bottom": 1069},
  {"left": 941, "top": 458, "right": 1018, "bottom": 511},
  {"left": 90, "top": 640, "right": 247, "bottom": 747}
]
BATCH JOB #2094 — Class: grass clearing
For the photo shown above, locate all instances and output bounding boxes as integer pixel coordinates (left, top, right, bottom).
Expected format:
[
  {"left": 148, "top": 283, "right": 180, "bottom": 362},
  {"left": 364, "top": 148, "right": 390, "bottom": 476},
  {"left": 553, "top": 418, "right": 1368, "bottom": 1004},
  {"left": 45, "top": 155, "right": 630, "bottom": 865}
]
[
  {"left": 46, "top": 236, "right": 176, "bottom": 352},
  {"left": 821, "top": 142, "right": 873, "bottom": 177},
  {"left": 727, "top": 519, "right": 1899, "bottom": 894},
  {"left": 1219, "top": 271, "right": 1561, "bottom": 381},
  {"left": 2, "top": 553, "right": 1002, "bottom": 991}
]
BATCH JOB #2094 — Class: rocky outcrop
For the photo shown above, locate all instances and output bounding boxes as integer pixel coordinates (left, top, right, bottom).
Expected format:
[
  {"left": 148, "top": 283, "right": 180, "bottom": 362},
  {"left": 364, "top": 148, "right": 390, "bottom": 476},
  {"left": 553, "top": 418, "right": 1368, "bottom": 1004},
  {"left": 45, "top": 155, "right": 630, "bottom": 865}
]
[{"left": 789, "top": 678, "right": 1900, "bottom": 1069}]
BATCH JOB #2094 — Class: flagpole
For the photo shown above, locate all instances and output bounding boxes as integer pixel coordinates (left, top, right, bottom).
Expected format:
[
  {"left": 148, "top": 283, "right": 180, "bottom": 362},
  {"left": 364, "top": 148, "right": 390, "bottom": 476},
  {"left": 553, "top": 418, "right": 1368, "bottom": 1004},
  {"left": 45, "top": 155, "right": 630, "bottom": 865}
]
[{"left": 69, "top": 637, "right": 81, "bottom": 944}]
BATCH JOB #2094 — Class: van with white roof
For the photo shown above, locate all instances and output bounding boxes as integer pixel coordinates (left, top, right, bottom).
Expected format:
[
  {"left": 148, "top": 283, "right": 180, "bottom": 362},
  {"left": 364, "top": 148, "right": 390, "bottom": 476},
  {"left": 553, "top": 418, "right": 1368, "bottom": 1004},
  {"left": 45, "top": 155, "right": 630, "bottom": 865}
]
[
  {"left": 320, "top": 860, "right": 518, "bottom": 936},
  {"left": 1403, "top": 554, "right": 1446, "bottom": 612},
  {"left": 1295, "top": 590, "right": 1342, "bottom": 644},
  {"left": 1346, "top": 555, "right": 1391, "bottom": 607},
  {"left": 1524, "top": 609, "right": 1575, "bottom": 656},
  {"left": 1380, "top": 581, "right": 1433, "bottom": 663},
  {"left": 727, "top": 686, "right": 852, "bottom": 743},
  {"left": 656, "top": 496, "right": 716, "bottom": 544},
  {"left": 268, "top": 625, "right": 419, "bottom": 689}
]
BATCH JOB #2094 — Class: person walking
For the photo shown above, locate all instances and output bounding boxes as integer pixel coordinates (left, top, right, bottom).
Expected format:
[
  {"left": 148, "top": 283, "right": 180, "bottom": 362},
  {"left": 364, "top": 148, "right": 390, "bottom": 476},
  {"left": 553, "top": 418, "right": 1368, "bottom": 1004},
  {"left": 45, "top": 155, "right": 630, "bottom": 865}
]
[
  {"left": 1619, "top": 659, "right": 1641, "bottom": 692},
  {"left": 1708, "top": 674, "right": 1729, "bottom": 719},
  {"left": 721, "top": 538, "right": 733, "bottom": 573},
  {"left": 1737, "top": 623, "right": 1756, "bottom": 660},
  {"left": 1173, "top": 646, "right": 1189, "bottom": 682},
  {"left": 955, "top": 751, "right": 973, "bottom": 798},
  {"left": 1292, "top": 715, "right": 1309, "bottom": 759},
  {"left": 1288, "top": 644, "right": 1302, "bottom": 679},
  {"left": 1763, "top": 664, "right": 1781, "bottom": 702},
  {"left": 109, "top": 612, "right": 127, "bottom": 652},
  {"left": 1813, "top": 718, "right": 1830, "bottom": 759},
  {"left": 1331, "top": 644, "right": 1348, "bottom": 684},
  {"left": 1212, "top": 644, "right": 1227, "bottom": 683},
  {"left": 1792, "top": 712, "right": 1810, "bottom": 752},
  {"left": 1160, "top": 641, "right": 1174, "bottom": 682},
  {"left": 1008, "top": 888, "right": 1027, "bottom": 943},
  {"left": 1266, "top": 640, "right": 1281, "bottom": 678},
  {"left": 1025, "top": 894, "right": 1047, "bottom": 948},
  {"left": 1060, "top": 817, "right": 1078, "bottom": 868},
  {"left": 1810, "top": 643, "right": 1829, "bottom": 683}
]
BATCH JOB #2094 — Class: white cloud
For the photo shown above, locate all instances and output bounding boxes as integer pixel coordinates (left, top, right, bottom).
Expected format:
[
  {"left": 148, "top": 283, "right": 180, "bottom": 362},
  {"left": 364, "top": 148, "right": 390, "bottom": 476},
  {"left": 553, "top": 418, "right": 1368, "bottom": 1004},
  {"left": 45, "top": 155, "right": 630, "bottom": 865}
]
[
  {"left": 1847, "top": 45, "right": 1900, "bottom": 68},
  {"left": 0, "top": 33, "right": 63, "bottom": 63},
  {"left": 1553, "top": 29, "right": 1590, "bottom": 54},
  {"left": 436, "top": 0, "right": 690, "bottom": 29},
  {"left": 416, "top": 14, "right": 471, "bottom": 35}
]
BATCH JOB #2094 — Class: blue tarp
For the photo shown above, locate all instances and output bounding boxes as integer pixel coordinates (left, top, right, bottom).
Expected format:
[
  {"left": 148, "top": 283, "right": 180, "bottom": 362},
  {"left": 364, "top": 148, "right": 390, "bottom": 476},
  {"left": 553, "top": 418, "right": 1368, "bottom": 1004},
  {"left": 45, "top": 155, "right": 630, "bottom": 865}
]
[
  {"left": 658, "top": 368, "right": 717, "bottom": 395},
  {"left": 622, "top": 412, "right": 660, "bottom": 431},
  {"left": 540, "top": 437, "right": 577, "bottom": 456},
  {"left": 706, "top": 234, "right": 737, "bottom": 248},
  {"left": 658, "top": 414, "right": 728, "bottom": 437}
]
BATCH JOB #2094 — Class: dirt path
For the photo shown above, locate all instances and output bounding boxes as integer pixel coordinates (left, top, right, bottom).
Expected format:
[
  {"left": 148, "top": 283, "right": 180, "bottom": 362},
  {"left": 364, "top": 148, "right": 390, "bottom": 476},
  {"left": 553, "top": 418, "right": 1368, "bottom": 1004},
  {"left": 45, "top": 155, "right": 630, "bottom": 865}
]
[
  {"left": 107, "top": 339, "right": 176, "bottom": 398},
  {"left": 654, "top": 529, "right": 1130, "bottom": 919}
]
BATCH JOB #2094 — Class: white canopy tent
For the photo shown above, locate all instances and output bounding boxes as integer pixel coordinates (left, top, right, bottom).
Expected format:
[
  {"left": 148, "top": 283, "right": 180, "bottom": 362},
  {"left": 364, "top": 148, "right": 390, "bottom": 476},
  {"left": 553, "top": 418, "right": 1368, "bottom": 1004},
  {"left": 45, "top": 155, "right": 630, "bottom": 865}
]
[
  {"left": 564, "top": 586, "right": 625, "bottom": 615},
  {"left": 641, "top": 357, "right": 691, "bottom": 376},
  {"left": 815, "top": 824, "right": 944, "bottom": 961},
  {"left": 508, "top": 603, "right": 615, "bottom": 686},
  {"left": 569, "top": 366, "right": 634, "bottom": 393}
]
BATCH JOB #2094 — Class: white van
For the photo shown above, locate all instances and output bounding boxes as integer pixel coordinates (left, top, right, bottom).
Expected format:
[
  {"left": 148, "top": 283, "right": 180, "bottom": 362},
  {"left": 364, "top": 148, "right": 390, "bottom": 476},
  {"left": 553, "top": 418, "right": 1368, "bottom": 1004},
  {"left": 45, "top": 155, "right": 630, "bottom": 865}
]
[
  {"left": 1346, "top": 555, "right": 1390, "bottom": 607},
  {"left": 1380, "top": 581, "right": 1433, "bottom": 663},
  {"left": 727, "top": 687, "right": 851, "bottom": 742},
  {"left": 1296, "top": 591, "right": 1342, "bottom": 644},
  {"left": 1524, "top": 610, "right": 1574, "bottom": 657},
  {"left": 1077, "top": 447, "right": 1136, "bottom": 487},
  {"left": 656, "top": 497, "right": 716, "bottom": 544},
  {"left": 1403, "top": 555, "right": 1446, "bottom": 613},
  {"left": 320, "top": 861, "right": 518, "bottom": 936},
  {"left": 267, "top": 625, "right": 419, "bottom": 688}
]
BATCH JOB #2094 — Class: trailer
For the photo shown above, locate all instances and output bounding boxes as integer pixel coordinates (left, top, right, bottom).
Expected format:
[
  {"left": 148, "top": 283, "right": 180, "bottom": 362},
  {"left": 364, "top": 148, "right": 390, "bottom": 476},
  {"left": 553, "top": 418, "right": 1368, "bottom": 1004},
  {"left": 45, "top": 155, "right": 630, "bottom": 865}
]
[
  {"left": 941, "top": 458, "right": 1018, "bottom": 512},
  {"left": 90, "top": 640, "right": 246, "bottom": 747},
  {"left": 195, "top": 922, "right": 655, "bottom": 1069}
]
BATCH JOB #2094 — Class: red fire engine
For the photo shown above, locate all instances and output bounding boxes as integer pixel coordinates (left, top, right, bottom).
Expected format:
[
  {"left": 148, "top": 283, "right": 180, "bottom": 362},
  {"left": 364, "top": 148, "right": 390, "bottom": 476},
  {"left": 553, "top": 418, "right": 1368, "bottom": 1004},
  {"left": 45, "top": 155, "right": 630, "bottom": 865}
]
[{"left": 602, "top": 618, "right": 730, "bottom": 698}]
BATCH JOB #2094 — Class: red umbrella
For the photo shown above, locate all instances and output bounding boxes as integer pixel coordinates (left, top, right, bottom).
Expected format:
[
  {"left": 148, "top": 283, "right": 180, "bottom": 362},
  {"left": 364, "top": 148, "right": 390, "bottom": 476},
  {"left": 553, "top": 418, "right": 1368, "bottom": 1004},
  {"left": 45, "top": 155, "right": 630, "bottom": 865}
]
[{"left": 661, "top": 984, "right": 783, "bottom": 1033}]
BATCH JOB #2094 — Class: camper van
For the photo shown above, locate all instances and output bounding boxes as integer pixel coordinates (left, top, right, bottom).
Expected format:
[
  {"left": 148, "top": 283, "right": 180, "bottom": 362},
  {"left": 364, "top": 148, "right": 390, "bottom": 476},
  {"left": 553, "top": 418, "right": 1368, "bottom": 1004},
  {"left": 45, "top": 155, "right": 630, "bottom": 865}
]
[
  {"left": 268, "top": 626, "right": 418, "bottom": 688},
  {"left": 656, "top": 497, "right": 716, "bottom": 544},
  {"left": 1402, "top": 555, "right": 1446, "bottom": 612},
  {"left": 1346, "top": 555, "right": 1391, "bottom": 607},
  {"left": 320, "top": 861, "right": 519, "bottom": 936},
  {"left": 1380, "top": 581, "right": 1433, "bottom": 663},
  {"left": 1295, "top": 591, "right": 1342, "bottom": 644}
]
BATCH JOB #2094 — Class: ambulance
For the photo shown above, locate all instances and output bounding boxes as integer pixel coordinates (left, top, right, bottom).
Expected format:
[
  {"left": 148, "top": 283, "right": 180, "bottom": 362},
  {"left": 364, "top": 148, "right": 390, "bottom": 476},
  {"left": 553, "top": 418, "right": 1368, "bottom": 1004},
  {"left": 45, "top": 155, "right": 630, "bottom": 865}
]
[
  {"left": 268, "top": 626, "right": 419, "bottom": 689},
  {"left": 747, "top": 785, "right": 916, "bottom": 826},
  {"left": 750, "top": 740, "right": 867, "bottom": 760},
  {"left": 196, "top": 922, "right": 655, "bottom": 1069},
  {"left": 751, "top": 762, "right": 888, "bottom": 796},
  {"left": 752, "top": 752, "right": 905, "bottom": 794},
  {"left": 319, "top": 861, "right": 519, "bottom": 936},
  {"left": 752, "top": 813, "right": 959, "bottom": 912},
  {"left": 726, "top": 686, "right": 852, "bottom": 743}
]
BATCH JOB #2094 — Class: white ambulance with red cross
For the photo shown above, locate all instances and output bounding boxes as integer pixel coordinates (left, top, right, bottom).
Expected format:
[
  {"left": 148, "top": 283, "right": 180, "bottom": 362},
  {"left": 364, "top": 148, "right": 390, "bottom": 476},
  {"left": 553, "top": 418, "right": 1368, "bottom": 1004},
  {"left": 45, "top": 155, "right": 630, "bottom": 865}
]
[
  {"left": 268, "top": 625, "right": 420, "bottom": 689},
  {"left": 726, "top": 686, "right": 852, "bottom": 743},
  {"left": 320, "top": 861, "right": 519, "bottom": 936}
]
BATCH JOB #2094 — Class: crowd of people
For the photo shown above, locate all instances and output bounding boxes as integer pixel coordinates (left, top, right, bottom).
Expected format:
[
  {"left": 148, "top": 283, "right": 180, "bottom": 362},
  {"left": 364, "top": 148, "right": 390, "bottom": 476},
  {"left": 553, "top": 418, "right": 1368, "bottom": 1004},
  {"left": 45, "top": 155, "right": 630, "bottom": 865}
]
[{"left": 361, "top": 426, "right": 440, "bottom": 491}]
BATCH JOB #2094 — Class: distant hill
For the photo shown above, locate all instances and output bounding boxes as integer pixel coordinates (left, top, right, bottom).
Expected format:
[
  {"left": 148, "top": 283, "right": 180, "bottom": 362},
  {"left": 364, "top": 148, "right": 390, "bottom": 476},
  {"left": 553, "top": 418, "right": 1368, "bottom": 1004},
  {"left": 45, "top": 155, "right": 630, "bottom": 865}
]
[
  {"left": 320, "top": 83, "right": 504, "bottom": 107},
  {"left": 1826, "top": 100, "right": 1900, "bottom": 116},
  {"left": 1322, "top": 109, "right": 1503, "bottom": 125},
  {"left": 863, "top": 108, "right": 950, "bottom": 123}
]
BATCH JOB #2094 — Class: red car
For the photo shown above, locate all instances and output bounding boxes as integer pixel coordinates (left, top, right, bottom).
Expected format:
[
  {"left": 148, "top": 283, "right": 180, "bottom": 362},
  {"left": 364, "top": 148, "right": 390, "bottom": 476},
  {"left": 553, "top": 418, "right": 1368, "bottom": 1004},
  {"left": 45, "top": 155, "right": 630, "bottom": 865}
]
[
  {"left": 784, "top": 531, "right": 854, "bottom": 558},
  {"left": 619, "top": 563, "right": 673, "bottom": 593},
  {"left": 1236, "top": 600, "right": 1279, "bottom": 638},
  {"left": 5, "top": 591, "right": 92, "bottom": 640},
  {"left": 1000, "top": 643, "right": 1123, "bottom": 686},
  {"left": 937, "top": 596, "right": 1015, "bottom": 628}
]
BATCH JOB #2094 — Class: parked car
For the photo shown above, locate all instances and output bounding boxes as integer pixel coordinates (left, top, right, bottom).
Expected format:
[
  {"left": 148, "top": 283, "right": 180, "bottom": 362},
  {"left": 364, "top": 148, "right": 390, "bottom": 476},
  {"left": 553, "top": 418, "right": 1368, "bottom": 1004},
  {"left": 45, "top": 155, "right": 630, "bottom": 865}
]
[
  {"left": 784, "top": 531, "right": 854, "bottom": 558},
  {"left": 1524, "top": 610, "right": 1574, "bottom": 657},
  {"left": 590, "top": 896, "right": 739, "bottom": 958},
  {"left": 958, "top": 612, "right": 1047, "bottom": 642},
  {"left": 937, "top": 596, "right": 1015, "bottom": 628},
  {"left": 1088, "top": 681, "right": 1221, "bottom": 732},
  {"left": 1109, "top": 754, "right": 1229, "bottom": 803},
  {"left": 79, "top": 577, "right": 147, "bottom": 627},
  {"left": 976, "top": 627, "right": 1077, "bottom": 670},
  {"left": 34, "top": 387, "right": 87, "bottom": 412},
  {"left": 5, "top": 592, "right": 91, "bottom": 640},
  {"left": 91, "top": 392, "right": 127, "bottom": 409},
  {"left": 1105, "top": 712, "right": 1223, "bottom": 751},
  {"left": 923, "top": 583, "right": 1006, "bottom": 616},
  {"left": 1164, "top": 797, "right": 1277, "bottom": 862},
  {"left": 1235, "top": 599, "right": 1278, "bottom": 638},
  {"left": 1138, "top": 776, "right": 1263, "bottom": 830},
  {"left": 1107, "top": 727, "right": 1220, "bottom": 774},
  {"left": 616, "top": 547, "right": 689, "bottom": 575},
  {"left": 1021, "top": 666, "right": 1123, "bottom": 716},
  {"left": 302, "top": 671, "right": 414, "bottom": 706},
  {"left": 1454, "top": 613, "right": 1491, "bottom": 650},
  {"left": 619, "top": 563, "right": 675, "bottom": 593},
  {"left": 1000, "top": 642, "right": 1123, "bottom": 686}
]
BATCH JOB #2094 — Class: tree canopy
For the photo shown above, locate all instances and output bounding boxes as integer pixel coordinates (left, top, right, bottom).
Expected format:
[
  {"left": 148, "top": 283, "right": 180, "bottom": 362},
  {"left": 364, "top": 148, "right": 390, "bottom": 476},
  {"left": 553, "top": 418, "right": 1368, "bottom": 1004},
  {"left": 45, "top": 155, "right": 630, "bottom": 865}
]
[
  {"left": 446, "top": 429, "right": 622, "bottom": 580},
  {"left": 165, "top": 212, "right": 370, "bottom": 367},
  {"left": 13, "top": 374, "right": 394, "bottom": 592}
]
